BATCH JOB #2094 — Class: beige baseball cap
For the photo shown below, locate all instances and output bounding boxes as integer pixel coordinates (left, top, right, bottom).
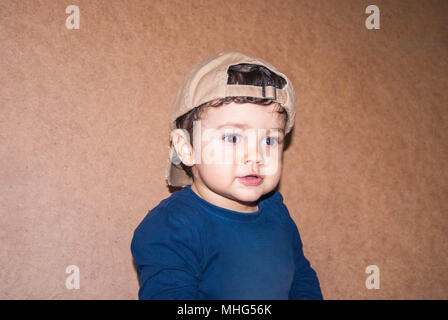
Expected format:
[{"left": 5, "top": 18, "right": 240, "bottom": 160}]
[{"left": 165, "top": 50, "right": 297, "bottom": 187}]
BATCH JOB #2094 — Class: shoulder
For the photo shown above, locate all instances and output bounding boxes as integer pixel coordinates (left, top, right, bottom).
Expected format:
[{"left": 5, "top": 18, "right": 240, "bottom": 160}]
[
  {"left": 130, "top": 188, "right": 206, "bottom": 267},
  {"left": 264, "top": 190, "right": 299, "bottom": 231},
  {"left": 263, "top": 190, "right": 289, "bottom": 217},
  {"left": 132, "top": 188, "right": 205, "bottom": 241}
]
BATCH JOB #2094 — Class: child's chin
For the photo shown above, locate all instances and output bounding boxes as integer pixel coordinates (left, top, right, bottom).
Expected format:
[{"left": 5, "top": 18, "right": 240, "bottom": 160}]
[{"left": 234, "top": 189, "right": 263, "bottom": 203}]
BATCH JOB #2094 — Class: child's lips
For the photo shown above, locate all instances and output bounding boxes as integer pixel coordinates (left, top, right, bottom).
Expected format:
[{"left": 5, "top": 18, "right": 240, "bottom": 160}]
[{"left": 238, "top": 175, "right": 263, "bottom": 186}]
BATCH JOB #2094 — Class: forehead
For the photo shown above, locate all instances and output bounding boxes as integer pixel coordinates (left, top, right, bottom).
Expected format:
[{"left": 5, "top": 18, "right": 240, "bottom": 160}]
[{"left": 200, "top": 102, "right": 285, "bottom": 129}]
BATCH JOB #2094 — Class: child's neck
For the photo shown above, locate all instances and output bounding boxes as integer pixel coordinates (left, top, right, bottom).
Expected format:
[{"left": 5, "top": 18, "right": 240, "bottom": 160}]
[{"left": 191, "top": 182, "right": 259, "bottom": 213}]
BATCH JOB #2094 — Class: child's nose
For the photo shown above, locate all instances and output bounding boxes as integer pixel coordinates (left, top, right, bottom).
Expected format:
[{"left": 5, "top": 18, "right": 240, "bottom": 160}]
[{"left": 243, "top": 136, "right": 264, "bottom": 165}]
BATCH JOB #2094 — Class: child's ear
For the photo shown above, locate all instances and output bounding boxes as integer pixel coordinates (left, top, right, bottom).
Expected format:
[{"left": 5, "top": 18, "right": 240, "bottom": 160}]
[{"left": 171, "top": 129, "right": 195, "bottom": 166}]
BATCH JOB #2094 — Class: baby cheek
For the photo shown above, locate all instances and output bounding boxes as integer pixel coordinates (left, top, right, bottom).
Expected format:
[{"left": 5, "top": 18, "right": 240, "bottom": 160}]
[
  {"left": 200, "top": 142, "right": 244, "bottom": 166},
  {"left": 198, "top": 139, "right": 222, "bottom": 165},
  {"left": 200, "top": 163, "right": 235, "bottom": 184},
  {"left": 261, "top": 149, "right": 283, "bottom": 177}
]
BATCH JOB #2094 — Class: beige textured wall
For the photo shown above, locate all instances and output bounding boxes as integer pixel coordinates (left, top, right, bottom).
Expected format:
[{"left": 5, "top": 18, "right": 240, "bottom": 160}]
[{"left": 1, "top": 0, "right": 447, "bottom": 299}]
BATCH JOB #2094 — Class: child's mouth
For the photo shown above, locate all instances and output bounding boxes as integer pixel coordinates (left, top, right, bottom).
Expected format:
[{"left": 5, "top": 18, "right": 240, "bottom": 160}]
[{"left": 238, "top": 175, "right": 263, "bottom": 186}]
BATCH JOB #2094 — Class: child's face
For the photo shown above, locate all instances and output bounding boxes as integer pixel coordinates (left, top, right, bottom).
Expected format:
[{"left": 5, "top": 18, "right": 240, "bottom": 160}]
[{"left": 190, "top": 102, "right": 286, "bottom": 212}]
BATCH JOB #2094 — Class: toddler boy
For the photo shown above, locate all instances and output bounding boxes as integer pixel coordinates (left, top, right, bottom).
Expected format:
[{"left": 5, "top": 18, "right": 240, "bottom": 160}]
[{"left": 131, "top": 51, "right": 323, "bottom": 299}]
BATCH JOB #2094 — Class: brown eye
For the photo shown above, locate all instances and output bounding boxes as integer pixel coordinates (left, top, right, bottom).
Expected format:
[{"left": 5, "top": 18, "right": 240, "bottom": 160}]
[
  {"left": 223, "top": 134, "right": 241, "bottom": 144},
  {"left": 264, "top": 137, "right": 280, "bottom": 146}
]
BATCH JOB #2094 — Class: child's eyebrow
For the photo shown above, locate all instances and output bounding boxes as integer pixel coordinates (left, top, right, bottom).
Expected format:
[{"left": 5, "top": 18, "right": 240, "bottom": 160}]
[
  {"left": 216, "top": 122, "right": 285, "bottom": 132},
  {"left": 216, "top": 122, "right": 249, "bottom": 129}
]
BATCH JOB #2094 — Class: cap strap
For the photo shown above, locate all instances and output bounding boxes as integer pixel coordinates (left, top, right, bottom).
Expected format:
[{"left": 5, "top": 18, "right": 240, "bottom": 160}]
[{"left": 225, "top": 84, "right": 287, "bottom": 104}]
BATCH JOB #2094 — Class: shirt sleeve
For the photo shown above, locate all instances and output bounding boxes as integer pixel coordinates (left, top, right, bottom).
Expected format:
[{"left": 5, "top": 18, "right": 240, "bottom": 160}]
[
  {"left": 276, "top": 194, "right": 323, "bottom": 300},
  {"left": 130, "top": 203, "right": 203, "bottom": 300},
  {"left": 288, "top": 224, "right": 324, "bottom": 300}
]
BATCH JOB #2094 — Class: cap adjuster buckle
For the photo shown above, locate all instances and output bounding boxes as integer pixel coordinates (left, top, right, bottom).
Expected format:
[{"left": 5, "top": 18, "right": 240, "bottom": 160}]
[{"left": 262, "top": 85, "right": 277, "bottom": 100}]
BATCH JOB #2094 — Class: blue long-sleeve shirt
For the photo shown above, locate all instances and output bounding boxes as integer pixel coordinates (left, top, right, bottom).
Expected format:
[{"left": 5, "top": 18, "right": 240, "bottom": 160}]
[{"left": 131, "top": 184, "right": 323, "bottom": 300}]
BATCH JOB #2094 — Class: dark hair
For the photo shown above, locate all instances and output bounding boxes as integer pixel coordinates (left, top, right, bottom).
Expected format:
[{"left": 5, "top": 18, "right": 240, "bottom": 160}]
[{"left": 174, "top": 63, "right": 289, "bottom": 179}]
